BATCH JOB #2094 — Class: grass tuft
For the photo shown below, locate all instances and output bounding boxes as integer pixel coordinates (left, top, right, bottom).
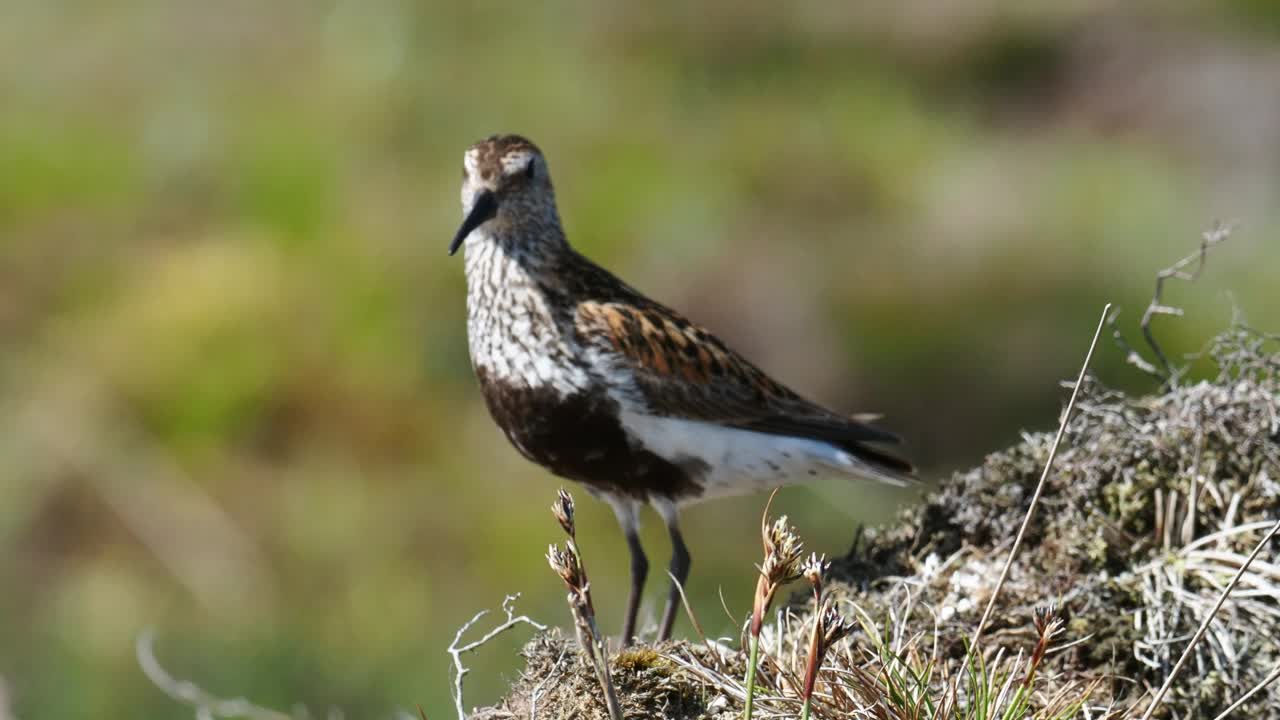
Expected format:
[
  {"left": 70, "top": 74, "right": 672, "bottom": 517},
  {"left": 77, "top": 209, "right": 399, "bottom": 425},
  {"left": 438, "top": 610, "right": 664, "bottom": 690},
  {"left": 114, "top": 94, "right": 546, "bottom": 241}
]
[{"left": 480, "top": 321, "right": 1280, "bottom": 719}]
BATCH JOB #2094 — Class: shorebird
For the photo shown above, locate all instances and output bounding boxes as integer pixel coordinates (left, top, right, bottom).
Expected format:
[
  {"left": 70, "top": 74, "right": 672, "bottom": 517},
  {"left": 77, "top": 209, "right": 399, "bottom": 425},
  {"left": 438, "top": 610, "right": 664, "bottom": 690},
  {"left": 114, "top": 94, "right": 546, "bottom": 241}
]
[{"left": 451, "top": 134, "right": 912, "bottom": 643}]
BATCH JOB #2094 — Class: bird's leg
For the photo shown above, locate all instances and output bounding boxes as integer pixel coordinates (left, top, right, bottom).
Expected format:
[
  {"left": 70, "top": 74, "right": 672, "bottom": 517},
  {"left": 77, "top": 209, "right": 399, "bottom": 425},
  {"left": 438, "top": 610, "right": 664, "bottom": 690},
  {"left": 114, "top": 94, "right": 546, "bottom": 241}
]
[
  {"left": 655, "top": 501, "right": 690, "bottom": 642},
  {"left": 622, "top": 529, "right": 648, "bottom": 645},
  {"left": 657, "top": 523, "right": 690, "bottom": 641},
  {"left": 606, "top": 495, "right": 646, "bottom": 645}
]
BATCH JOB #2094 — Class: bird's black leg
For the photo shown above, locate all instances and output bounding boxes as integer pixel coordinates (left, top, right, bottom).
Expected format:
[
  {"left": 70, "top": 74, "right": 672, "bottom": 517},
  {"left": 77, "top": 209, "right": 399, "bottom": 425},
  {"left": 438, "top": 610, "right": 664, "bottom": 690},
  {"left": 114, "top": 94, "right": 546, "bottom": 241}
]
[
  {"left": 622, "top": 529, "right": 648, "bottom": 645},
  {"left": 657, "top": 508, "right": 691, "bottom": 642},
  {"left": 606, "top": 496, "right": 647, "bottom": 645}
]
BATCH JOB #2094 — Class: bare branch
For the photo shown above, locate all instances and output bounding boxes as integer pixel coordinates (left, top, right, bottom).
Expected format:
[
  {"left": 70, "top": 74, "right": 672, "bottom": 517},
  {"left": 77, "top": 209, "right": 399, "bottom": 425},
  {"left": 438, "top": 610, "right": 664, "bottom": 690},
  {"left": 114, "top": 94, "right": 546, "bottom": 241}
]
[
  {"left": 1121, "top": 223, "right": 1234, "bottom": 384},
  {"left": 1107, "top": 308, "right": 1166, "bottom": 381},
  {"left": 448, "top": 595, "right": 546, "bottom": 720}
]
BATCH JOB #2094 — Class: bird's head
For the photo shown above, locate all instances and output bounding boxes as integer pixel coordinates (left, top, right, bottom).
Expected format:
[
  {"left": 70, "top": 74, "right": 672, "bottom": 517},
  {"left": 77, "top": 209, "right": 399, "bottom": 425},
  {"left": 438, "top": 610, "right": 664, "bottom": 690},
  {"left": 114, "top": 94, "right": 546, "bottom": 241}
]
[{"left": 450, "top": 134, "right": 560, "bottom": 256}]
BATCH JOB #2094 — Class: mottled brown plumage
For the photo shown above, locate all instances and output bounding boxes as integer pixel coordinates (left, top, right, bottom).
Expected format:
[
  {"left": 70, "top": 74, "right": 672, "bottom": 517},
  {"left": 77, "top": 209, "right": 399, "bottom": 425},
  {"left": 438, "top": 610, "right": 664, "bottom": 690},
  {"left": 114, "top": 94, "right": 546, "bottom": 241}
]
[{"left": 451, "top": 134, "right": 912, "bottom": 644}]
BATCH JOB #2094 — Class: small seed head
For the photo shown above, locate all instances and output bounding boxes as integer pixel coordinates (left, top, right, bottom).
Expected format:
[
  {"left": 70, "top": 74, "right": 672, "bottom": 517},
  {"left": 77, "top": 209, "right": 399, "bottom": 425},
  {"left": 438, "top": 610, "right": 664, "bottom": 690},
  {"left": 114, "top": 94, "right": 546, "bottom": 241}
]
[
  {"left": 1032, "top": 604, "right": 1063, "bottom": 638},
  {"left": 761, "top": 515, "right": 804, "bottom": 587},
  {"left": 547, "top": 543, "right": 584, "bottom": 590},
  {"left": 802, "top": 553, "right": 828, "bottom": 591},
  {"left": 751, "top": 513, "right": 806, "bottom": 636},
  {"left": 818, "top": 600, "right": 856, "bottom": 648},
  {"left": 552, "top": 488, "right": 576, "bottom": 537},
  {"left": 802, "top": 598, "right": 855, "bottom": 702}
]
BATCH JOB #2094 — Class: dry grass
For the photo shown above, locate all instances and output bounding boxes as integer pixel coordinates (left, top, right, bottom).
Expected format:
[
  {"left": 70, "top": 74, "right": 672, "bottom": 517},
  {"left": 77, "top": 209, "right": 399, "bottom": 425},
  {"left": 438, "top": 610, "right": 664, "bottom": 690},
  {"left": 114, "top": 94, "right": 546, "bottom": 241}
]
[{"left": 477, "top": 322, "right": 1280, "bottom": 719}]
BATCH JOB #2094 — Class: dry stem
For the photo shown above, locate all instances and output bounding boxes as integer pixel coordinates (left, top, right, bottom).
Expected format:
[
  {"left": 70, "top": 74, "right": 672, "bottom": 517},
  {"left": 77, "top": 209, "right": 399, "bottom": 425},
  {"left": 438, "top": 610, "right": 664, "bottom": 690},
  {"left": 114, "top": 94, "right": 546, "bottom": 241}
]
[
  {"left": 963, "top": 302, "right": 1111, "bottom": 668},
  {"left": 448, "top": 594, "right": 546, "bottom": 720},
  {"left": 1110, "top": 223, "right": 1232, "bottom": 384},
  {"left": 548, "top": 490, "right": 622, "bottom": 720},
  {"left": 1212, "top": 663, "right": 1280, "bottom": 720}
]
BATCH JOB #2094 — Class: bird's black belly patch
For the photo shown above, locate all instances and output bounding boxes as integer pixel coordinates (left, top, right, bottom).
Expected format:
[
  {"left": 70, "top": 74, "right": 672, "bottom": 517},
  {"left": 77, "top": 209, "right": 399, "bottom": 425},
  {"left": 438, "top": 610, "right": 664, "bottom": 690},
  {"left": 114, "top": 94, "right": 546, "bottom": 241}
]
[{"left": 474, "top": 367, "right": 702, "bottom": 500}]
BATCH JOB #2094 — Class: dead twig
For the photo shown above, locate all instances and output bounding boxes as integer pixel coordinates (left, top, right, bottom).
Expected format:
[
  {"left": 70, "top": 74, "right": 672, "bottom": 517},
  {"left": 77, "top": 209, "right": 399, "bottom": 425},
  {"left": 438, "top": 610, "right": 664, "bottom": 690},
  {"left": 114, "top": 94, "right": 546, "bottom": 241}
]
[
  {"left": 448, "top": 594, "right": 547, "bottom": 720},
  {"left": 1110, "top": 223, "right": 1233, "bottom": 385},
  {"left": 1109, "top": 307, "right": 1166, "bottom": 382}
]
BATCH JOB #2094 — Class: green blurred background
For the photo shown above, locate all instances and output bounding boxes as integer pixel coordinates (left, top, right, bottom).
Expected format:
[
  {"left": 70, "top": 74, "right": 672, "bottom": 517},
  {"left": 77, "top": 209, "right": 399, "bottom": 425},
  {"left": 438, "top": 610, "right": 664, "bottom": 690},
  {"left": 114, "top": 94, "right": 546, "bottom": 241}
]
[{"left": 2, "top": 1, "right": 1278, "bottom": 717}]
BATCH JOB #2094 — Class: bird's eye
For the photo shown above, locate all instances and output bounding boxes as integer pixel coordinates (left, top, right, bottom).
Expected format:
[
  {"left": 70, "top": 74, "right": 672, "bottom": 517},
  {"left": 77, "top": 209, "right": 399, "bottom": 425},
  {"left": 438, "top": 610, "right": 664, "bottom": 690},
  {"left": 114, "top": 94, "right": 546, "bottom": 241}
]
[
  {"left": 524, "top": 159, "right": 537, "bottom": 180},
  {"left": 461, "top": 165, "right": 467, "bottom": 180}
]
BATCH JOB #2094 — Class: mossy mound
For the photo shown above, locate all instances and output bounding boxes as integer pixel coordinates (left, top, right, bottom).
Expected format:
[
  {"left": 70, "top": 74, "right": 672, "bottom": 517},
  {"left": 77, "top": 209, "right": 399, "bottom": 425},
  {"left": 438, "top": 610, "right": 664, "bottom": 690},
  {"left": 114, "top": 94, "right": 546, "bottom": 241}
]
[
  {"left": 836, "top": 326, "right": 1280, "bottom": 716},
  {"left": 478, "top": 326, "right": 1280, "bottom": 719},
  {"left": 476, "top": 634, "right": 745, "bottom": 719}
]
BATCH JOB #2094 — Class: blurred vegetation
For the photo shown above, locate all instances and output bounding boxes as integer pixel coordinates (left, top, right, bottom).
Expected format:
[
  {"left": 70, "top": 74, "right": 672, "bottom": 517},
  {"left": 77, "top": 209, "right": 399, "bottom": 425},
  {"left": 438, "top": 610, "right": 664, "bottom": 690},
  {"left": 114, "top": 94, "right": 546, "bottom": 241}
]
[{"left": 1, "top": 1, "right": 1278, "bottom": 717}]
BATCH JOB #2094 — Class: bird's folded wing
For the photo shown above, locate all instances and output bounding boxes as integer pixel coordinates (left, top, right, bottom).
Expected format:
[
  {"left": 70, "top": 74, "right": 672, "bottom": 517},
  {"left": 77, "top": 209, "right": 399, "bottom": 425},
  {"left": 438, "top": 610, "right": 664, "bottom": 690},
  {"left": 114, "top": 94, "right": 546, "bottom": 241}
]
[{"left": 573, "top": 299, "right": 908, "bottom": 461}]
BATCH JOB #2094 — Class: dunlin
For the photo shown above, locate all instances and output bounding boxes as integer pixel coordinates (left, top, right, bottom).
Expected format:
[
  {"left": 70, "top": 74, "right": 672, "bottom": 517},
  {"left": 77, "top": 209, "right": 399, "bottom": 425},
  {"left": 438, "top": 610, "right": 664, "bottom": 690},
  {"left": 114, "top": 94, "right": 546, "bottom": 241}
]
[{"left": 451, "top": 134, "right": 912, "bottom": 643}]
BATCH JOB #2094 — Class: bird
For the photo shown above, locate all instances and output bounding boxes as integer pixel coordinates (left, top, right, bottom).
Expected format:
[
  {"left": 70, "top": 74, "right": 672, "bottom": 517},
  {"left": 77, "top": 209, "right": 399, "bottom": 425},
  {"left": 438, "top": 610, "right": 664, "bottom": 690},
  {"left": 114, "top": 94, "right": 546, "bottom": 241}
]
[{"left": 450, "top": 134, "right": 913, "bottom": 644}]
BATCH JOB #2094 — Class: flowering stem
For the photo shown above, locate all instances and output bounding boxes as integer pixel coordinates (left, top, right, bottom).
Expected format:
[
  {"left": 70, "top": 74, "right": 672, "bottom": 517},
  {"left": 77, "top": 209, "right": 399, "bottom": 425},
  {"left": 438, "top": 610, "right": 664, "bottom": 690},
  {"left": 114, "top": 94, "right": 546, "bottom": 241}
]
[
  {"left": 799, "top": 696, "right": 812, "bottom": 720},
  {"left": 743, "top": 631, "right": 760, "bottom": 720},
  {"left": 583, "top": 610, "right": 622, "bottom": 720}
]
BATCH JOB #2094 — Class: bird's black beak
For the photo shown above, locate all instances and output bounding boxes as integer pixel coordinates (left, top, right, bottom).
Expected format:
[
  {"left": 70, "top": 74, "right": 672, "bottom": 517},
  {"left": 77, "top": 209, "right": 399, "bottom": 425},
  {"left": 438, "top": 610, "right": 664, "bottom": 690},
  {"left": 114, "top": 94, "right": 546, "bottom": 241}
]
[{"left": 449, "top": 190, "right": 498, "bottom": 256}]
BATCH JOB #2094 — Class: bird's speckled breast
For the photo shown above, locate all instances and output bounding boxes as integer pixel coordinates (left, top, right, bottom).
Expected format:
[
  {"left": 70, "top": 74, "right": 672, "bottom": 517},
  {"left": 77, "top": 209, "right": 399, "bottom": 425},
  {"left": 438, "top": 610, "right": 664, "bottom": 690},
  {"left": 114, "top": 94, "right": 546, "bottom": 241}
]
[
  {"left": 463, "top": 234, "right": 703, "bottom": 500},
  {"left": 463, "top": 234, "right": 589, "bottom": 396}
]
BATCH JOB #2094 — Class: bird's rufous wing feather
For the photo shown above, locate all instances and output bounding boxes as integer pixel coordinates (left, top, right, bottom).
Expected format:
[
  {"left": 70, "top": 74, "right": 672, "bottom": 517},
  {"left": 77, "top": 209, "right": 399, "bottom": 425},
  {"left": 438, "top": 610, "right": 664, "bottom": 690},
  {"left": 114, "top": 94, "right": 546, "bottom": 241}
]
[{"left": 573, "top": 299, "right": 912, "bottom": 474}]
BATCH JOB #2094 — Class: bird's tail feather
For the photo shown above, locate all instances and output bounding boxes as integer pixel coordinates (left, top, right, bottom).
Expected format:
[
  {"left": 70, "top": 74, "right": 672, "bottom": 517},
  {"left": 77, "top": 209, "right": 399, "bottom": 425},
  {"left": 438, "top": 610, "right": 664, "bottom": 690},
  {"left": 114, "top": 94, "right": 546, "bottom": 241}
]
[{"left": 823, "top": 441, "right": 916, "bottom": 487}]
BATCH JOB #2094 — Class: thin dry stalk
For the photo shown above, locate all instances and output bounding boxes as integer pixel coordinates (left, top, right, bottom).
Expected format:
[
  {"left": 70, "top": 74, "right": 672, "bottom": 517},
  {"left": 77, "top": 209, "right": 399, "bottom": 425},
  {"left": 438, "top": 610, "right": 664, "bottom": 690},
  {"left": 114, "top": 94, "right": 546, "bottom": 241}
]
[
  {"left": 1109, "top": 223, "right": 1232, "bottom": 383},
  {"left": 548, "top": 490, "right": 622, "bottom": 720},
  {"left": 666, "top": 569, "right": 711, "bottom": 647},
  {"left": 1212, "top": 663, "right": 1280, "bottom": 720},
  {"left": 1140, "top": 223, "right": 1233, "bottom": 381},
  {"left": 963, "top": 302, "right": 1111, "bottom": 668},
  {"left": 1139, "top": 518, "right": 1280, "bottom": 720}
]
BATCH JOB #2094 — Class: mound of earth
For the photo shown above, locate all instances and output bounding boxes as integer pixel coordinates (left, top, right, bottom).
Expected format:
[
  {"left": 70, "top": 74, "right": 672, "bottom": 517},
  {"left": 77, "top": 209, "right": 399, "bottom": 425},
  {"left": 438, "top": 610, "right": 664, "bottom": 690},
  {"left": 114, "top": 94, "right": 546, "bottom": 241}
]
[{"left": 476, "top": 326, "right": 1280, "bottom": 719}]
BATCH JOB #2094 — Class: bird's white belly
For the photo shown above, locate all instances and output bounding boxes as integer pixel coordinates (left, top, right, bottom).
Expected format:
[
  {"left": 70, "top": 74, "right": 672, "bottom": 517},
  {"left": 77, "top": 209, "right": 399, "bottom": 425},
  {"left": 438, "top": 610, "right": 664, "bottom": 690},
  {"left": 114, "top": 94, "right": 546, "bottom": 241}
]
[{"left": 617, "top": 410, "right": 881, "bottom": 503}]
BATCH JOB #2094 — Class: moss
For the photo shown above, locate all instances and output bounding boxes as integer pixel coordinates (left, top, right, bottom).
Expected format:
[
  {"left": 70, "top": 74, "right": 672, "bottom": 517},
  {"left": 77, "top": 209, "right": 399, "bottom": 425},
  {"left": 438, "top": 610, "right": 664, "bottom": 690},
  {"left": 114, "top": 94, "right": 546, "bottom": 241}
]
[
  {"left": 489, "top": 633, "right": 715, "bottom": 720},
  {"left": 478, "top": 326, "right": 1280, "bottom": 719},
  {"left": 821, "top": 325, "right": 1280, "bottom": 714},
  {"left": 613, "top": 647, "right": 667, "bottom": 674}
]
